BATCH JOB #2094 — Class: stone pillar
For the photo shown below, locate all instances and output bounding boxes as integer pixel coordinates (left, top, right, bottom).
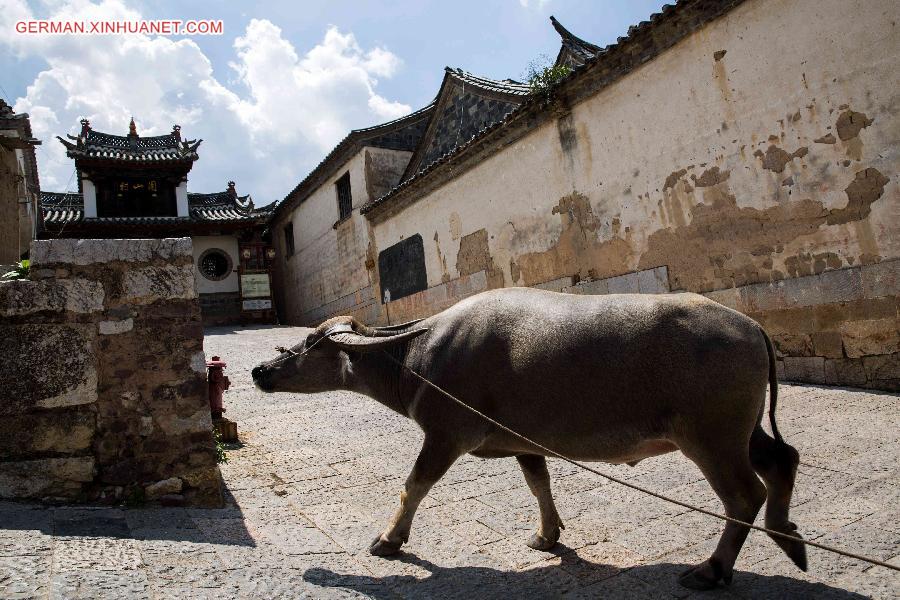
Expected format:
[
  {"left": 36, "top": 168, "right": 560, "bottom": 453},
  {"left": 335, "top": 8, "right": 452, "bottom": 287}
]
[
  {"left": 0, "top": 238, "right": 223, "bottom": 506},
  {"left": 82, "top": 178, "right": 97, "bottom": 218},
  {"left": 176, "top": 181, "right": 189, "bottom": 217}
]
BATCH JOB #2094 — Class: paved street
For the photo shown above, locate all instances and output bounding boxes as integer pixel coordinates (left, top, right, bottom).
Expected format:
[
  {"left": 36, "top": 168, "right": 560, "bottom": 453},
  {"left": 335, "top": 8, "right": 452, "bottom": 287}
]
[{"left": 2, "top": 325, "right": 898, "bottom": 599}]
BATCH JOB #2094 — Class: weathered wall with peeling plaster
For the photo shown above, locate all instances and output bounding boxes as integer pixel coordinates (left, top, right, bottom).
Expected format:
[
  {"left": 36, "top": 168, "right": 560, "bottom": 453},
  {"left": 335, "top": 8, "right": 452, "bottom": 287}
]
[
  {"left": 368, "top": 0, "right": 899, "bottom": 389},
  {"left": 274, "top": 147, "right": 412, "bottom": 325}
]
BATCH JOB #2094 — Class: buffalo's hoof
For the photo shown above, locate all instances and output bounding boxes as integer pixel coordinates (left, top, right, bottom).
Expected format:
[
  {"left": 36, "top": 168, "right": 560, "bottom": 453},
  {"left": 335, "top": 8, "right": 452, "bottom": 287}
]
[
  {"left": 369, "top": 534, "right": 403, "bottom": 557},
  {"left": 678, "top": 559, "right": 727, "bottom": 591},
  {"left": 526, "top": 531, "right": 559, "bottom": 551},
  {"left": 771, "top": 526, "right": 808, "bottom": 571}
]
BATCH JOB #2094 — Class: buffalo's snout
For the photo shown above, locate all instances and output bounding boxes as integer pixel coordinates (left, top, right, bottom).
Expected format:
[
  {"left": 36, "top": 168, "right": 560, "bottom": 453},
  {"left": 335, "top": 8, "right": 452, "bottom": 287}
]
[{"left": 252, "top": 364, "right": 273, "bottom": 391}]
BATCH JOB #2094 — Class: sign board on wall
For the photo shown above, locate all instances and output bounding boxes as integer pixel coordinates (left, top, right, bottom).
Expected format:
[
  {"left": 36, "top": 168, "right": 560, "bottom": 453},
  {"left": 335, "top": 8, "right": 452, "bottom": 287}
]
[
  {"left": 242, "top": 299, "right": 272, "bottom": 310},
  {"left": 377, "top": 234, "right": 427, "bottom": 302},
  {"left": 240, "top": 274, "right": 270, "bottom": 298}
]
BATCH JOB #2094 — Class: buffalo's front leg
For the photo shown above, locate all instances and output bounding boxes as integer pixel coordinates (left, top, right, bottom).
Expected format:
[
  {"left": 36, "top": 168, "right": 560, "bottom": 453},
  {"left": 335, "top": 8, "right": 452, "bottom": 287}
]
[
  {"left": 517, "top": 454, "right": 564, "bottom": 551},
  {"left": 369, "top": 437, "right": 460, "bottom": 556}
]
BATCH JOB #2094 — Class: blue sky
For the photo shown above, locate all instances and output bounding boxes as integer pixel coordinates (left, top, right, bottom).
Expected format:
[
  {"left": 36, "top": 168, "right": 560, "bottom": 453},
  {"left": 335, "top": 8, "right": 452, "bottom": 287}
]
[{"left": 2, "top": 1, "right": 666, "bottom": 204}]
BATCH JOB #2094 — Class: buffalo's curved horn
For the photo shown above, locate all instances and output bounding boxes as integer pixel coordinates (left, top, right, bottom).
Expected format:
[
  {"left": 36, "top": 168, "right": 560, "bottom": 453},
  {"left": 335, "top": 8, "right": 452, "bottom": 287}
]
[{"left": 326, "top": 328, "right": 428, "bottom": 353}]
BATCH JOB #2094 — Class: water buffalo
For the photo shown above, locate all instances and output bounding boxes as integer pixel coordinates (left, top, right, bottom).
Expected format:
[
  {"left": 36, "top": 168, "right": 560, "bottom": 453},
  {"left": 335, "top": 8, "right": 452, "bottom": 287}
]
[{"left": 252, "top": 288, "right": 806, "bottom": 590}]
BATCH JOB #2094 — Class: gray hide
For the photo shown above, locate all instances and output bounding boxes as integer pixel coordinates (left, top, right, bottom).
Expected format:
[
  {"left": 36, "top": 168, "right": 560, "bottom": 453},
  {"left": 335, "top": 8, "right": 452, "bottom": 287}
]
[{"left": 252, "top": 288, "right": 806, "bottom": 590}]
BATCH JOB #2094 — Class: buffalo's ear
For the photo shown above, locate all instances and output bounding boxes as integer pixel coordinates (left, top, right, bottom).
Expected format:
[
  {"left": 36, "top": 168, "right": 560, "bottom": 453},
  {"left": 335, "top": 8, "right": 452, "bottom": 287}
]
[{"left": 326, "top": 328, "right": 428, "bottom": 353}]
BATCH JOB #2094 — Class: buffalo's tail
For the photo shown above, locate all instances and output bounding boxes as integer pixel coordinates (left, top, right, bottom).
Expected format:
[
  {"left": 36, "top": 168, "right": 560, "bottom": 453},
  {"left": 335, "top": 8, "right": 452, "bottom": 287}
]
[
  {"left": 760, "top": 328, "right": 782, "bottom": 444},
  {"left": 750, "top": 327, "right": 807, "bottom": 571}
]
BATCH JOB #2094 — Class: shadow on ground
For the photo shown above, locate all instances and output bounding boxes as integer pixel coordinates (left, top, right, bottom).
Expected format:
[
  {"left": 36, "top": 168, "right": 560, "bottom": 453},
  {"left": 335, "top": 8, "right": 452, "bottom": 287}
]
[
  {"left": 0, "top": 481, "right": 255, "bottom": 546},
  {"left": 303, "top": 549, "right": 866, "bottom": 600}
]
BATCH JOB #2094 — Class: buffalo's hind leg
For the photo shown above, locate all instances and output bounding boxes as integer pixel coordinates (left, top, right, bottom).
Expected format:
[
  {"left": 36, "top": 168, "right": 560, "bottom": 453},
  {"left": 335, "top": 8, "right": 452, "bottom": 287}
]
[
  {"left": 517, "top": 454, "right": 565, "bottom": 550},
  {"left": 749, "top": 426, "right": 807, "bottom": 571},
  {"left": 678, "top": 442, "right": 767, "bottom": 590},
  {"left": 369, "top": 436, "right": 461, "bottom": 556}
]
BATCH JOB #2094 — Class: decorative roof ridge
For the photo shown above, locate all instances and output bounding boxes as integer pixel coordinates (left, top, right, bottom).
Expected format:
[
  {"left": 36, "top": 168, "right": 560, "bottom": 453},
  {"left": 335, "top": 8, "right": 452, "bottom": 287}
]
[
  {"left": 60, "top": 119, "right": 201, "bottom": 155},
  {"left": 444, "top": 67, "right": 531, "bottom": 93},
  {"left": 398, "top": 66, "right": 530, "bottom": 182},
  {"left": 550, "top": 16, "right": 602, "bottom": 53},
  {"left": 350, "top": 101, "right": 437, "bottom": 135},
  {"left": 40, "top": 190, "right": 84, "bottom": 207},
  {"left": 188, "top": 181, "right": 254, "bottom": 213}
]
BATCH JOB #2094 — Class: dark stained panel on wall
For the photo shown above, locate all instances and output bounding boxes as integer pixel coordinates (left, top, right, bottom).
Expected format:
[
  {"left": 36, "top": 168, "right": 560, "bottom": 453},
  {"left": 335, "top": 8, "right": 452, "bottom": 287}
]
[{"left": 378, "top": 234, "right": 427, "bottom": 303}]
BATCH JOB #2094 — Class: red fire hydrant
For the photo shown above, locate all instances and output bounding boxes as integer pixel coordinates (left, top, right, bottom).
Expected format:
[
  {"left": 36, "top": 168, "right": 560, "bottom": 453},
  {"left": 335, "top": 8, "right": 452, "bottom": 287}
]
[{"left": 207, "top": 356, "right": 230, "bottom": 420}]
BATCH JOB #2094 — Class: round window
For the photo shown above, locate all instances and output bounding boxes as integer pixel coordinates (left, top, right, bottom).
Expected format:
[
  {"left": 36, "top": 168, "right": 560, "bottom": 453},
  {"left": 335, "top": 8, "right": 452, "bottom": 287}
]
[{"left": 198, "top": 248, "right": 232, "bottom": 281}]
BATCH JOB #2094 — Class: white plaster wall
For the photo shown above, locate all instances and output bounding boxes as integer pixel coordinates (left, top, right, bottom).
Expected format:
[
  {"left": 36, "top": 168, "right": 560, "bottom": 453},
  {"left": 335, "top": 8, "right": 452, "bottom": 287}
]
[
  {"left": 275, "top": 147, "right": 413, "bottom": 323},
  {"left": 192, "top": 235, "right": 239, "bottom": 294},
  {"left": 82, "top": 179, "right": 97, "bottom": 218},
  {"left": 175, "top": 181, "right": 188, "bottom": 217},
  {"left": 373, "top": 0, "right": 900, "bottom": 294}
]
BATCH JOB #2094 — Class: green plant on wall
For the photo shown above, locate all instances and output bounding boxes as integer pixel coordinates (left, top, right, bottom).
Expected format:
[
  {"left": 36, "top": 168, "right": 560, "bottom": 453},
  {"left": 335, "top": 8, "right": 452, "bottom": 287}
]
[
  {"left": 1, "top": 259, "right": 29, "bottom": 280},
  {"left": 525, "top": 55, "right": 572, "bottom": 99},
  {"left": 214, "top": 426, "right": 229, "bottom": 464}
]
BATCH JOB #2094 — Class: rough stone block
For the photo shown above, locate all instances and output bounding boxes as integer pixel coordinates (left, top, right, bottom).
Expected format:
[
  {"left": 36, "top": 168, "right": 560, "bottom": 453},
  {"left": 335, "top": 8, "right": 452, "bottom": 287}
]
[
  {"left": 0, "top": 410, "right": 95, "bottom": 459},
  {"left": 122, "top": 266, "right": 196, "bottom": 304},
  {"left": 840, "top": 318, "right": 899, "bottom": 358},
  {"left": 31, "top": 238, "right": 192, "bottom": 267},
  {"left": 860, "top": 258, "right": 899, "bottom": 299},
  {"left": 772, "top": 333, "right": 813, "bottom": 357},
  {"left": 155, "top": 408, "right": 212, "bottom": 437},
  {"left": 824, "top": 358, "right": 867, "bottom": 387},
  {"left": 0, "top": 279, "right": 104, "bottom": 316},
  {"left": 0, "top": 324, "right": 98, "bottom": 414},
  {"left": 606, "top": 272, "right": 640, "bottom": 294},
  {"left": 145, "top": 477, "right": 183, "bottom": 499},
  {"left": 785, "top": 267, "right": 863, "bottom": 308},
  {"left": 783, "top": 356, "right": 825, "bottom": 384},
  {"left": 566, "top": 278, "right": 608, "bottom": 295},
  {"left": 742, "top": 267, "right": 863, "bottom": 313},
  {"left": 811, "top": 331, "right": 844, "bottom": 359},
  {"left": 532, "top": 276, "right": 574, "bottom": 292},
  {"left": 704, "top": 286, "right": 741, "bottom": 310},
  {"left": 0, "top": 457, "right": 95, "bottom": 499},
  {"left": 862, "top": 354, "right": 900, "bottom": 383},
  {"left": 98, "top": 318, "right": 134, "bottom": 335},
  {"left": 637, "top": 266, "right": 670, "bottom": 294}
]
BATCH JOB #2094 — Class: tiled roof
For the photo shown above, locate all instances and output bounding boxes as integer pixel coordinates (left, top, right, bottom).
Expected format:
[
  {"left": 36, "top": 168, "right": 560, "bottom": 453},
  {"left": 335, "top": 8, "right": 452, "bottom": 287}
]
[
  {"left": 362, "top": 0, "right": 746, "bottom": 217},
  {"left": 40, "top": 192, "right": 84, "bottom": 224},
  {"left": 551, "top": 16, "right": 602, "bottom": 67},
  {"left": 399, "top": 67, "right": 532, "bottom": 182},
  {"left": 446, "top": 68, "right": 531, "bottom": 96},
  {"left": 274, "top": 102, "right": 435, "bottom": 219},
  {"left": 57, "top": 119, "right": 200, "bottom": 165},
  {"left": 41, "top": 182, "right": 269, "bottom": 226},
  {"left": 188, "top": 186, "right": 258, "bottom": 221}
]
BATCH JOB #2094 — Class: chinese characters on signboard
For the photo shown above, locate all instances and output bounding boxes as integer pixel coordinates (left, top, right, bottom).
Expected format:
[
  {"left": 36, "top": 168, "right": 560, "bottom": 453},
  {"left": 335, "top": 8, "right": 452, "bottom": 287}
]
[
  {"left": 242, "top": 299, "right": 272, "bottom": 310},
  {"left": 240, "top": 273, "right": 270, "bottom": 298}
]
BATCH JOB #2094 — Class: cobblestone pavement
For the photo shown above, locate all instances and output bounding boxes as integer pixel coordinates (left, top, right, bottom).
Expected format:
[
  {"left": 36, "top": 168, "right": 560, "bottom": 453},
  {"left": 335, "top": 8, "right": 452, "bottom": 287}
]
[{"left": 2, "top": 325, "right": 898, "bottom": 599}]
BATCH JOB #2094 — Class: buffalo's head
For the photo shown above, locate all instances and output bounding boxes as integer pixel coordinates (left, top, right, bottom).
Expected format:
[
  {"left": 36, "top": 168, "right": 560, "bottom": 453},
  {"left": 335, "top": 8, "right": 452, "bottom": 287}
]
[{"left": 252, "top": 316, "right": 427, "bottom": 394}]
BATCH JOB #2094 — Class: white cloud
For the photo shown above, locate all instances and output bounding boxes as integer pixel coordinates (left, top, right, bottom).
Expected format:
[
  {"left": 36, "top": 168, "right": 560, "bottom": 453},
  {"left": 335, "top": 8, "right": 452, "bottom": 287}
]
[
  {"left": 519, "top": 0, "right": 551, "bottom": 8},
  {"left": 1, "top": 0, "right": 411, "bottom": 203}
]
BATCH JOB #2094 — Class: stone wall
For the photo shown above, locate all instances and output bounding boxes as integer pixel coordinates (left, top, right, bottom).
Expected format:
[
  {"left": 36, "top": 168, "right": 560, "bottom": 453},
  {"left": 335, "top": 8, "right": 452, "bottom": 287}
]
[
  {"left": 199, "top": 291, "right": 241, "bottom": 326},
  {"left": 0, "top": 143, "right": 23, "bottom": 265},
  {"left": 0, "top": 238, "right": 222, "bottom": 506},
  {"left": 707, "top": 259, "right": 899, "bottom": 391}
]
